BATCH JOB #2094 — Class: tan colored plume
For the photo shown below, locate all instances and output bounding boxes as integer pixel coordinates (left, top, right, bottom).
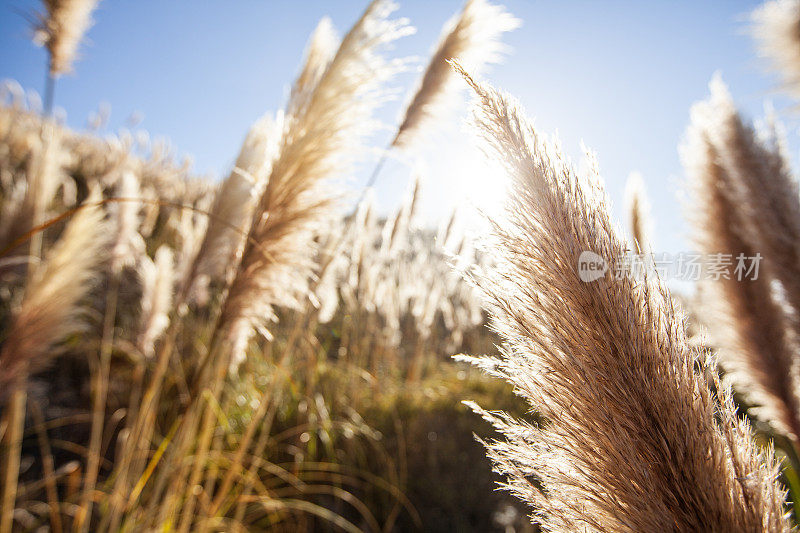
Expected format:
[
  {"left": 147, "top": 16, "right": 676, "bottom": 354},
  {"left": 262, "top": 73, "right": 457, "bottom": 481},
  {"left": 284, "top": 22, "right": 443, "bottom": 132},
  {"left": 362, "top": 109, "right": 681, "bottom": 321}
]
[
  {"left": 34, "top": 0, "right": 100, "bottom": 77},
  {"left": 109, "top": 169, "right": 145, "bottom": 273},
  {"left": 684, "top": 75, "right": 800, "bottom": 442},
  {"left": 392, "top": 0, "right": 518, "bottom": 149},
  {"left": 137, "top": 246, "right": 174, "bottom": 358},
  {"left": 186, "top": 112, "right": 282, "bottom": 293},
  {"left": 288, "top": 17, "right": 341, "bottom": 117},
  {"left": 219, "top": 0, "right": 412, "bottom": 363},
  {"left": 752, "top": 0, "right": 800, "bottom": 101},
  {"left": 183, "top": 17, "right": 338, "bottom": 301},
  {"left": 456, "top": 64, "right": 789, "bottom": 532},
  {"left": 0, "top": 189, "right": 108, "bottom": 396}
]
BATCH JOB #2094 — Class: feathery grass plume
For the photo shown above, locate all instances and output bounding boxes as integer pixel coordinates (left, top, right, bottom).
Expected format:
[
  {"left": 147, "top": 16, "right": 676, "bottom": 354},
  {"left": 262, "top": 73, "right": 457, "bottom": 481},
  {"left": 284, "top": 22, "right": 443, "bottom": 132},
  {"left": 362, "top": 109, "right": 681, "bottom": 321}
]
[
  {"left": 0, "top": 184, "right": 104, "bottom": 533},
  {"left": 137, "top": 246, "right": 174, "bottom": 358},
  {"left": 185, "top": 17, "right": 337, "bottom": 294},
  {"left": 0, "top": 188, "right": 108, "bottom": 395},
  {"left": 456, "top": 65, "right": 790, "bottom": 531},
  {"left": 391, "top": 0, "right": 518, "bottom": 150},
  {"left": 624, "top": 171, "right": 652, "bottom": 253},
  {"left": 697, "top": 77, "right": 800, "bottom": 331},
  {"left": 288, "top": 17, "right": 341, "bottom": 117},
  {"left": 185, "top": 112, "right": 282, "bottom": 296},
  {"left": 33, "top": 0, "right": 100, "bottom": 77},
  {"left": 172, "top": 198, "right": 210, "bottom": 292},
  {"left": 110, "top": 169, "right": 144, "bottom": 273},
  {"left": 684, "top": 77, "right": 800, "bottom": 442},
  {"left": 219, "top": 0, "right": 412, "bottom": 361},
  {"left": 752, "top": 0, "right": 800, "bottom": 101},
  {"left": 180, "top": 18, "right": 336, "bottom": 305}
]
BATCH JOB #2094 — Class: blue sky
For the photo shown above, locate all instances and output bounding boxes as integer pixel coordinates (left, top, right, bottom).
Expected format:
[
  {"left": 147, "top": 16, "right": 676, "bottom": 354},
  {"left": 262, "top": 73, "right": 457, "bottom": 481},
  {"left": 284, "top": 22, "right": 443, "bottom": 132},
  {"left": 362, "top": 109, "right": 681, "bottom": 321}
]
[{"left": 0, "top": 0, "right": 794, "bottom": 256}]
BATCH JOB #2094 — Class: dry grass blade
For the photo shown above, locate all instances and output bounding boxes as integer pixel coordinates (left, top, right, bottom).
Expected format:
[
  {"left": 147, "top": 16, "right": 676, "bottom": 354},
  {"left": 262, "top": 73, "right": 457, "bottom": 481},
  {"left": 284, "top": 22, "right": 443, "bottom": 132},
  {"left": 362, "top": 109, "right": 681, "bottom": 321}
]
[
  {"left": 391, "top": 0, "right": 519, "bottom": 149},
  {"left": 456, "top": 63, "right": 789, "bottom": 532}
]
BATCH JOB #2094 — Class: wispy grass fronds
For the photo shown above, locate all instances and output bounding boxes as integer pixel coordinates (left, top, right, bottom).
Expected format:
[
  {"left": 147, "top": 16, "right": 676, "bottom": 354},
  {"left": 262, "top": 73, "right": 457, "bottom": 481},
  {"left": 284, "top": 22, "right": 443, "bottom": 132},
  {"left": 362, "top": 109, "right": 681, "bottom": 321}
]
[
  {"left": 288, "top": 17, "right": 341, "bottom": 117},
  {"left": 696, "top": 78, "right": 800, "bottom": 332},
  {"left": 186, "top": 112, "right": 282, "bottom": 295},
  {"left": 0, "top": 188, "right": 108, "bottom": 393},
  {"left": 109, "top": 170, "right": 144, "bottom": 273},
  {"left": 624, "top": 171, "right": 652, "bottom": 253},
  {"left": 33, "top": 0, "right": 100, "bottom": 77},
  {"left": 457, "top": 65, "right": 790, "bottom": 531},
  {"left": 168, "top": 10, "right": 412, "bottom": 528},
  {"left": 186, "top": 17, "right": 337, "bottom": 297},
  {"left": 391, "top": 0, "right": 518, "bottom": 149},
  {"left": 137, "top": 246, "right": 174, "bottom": 358},
  {"left": 684, "top": 76, "right": 800, "bottom": 442},
  {"left": 219, "top": 0, "right": 412, "bottom": 360},
  {"left": 752, "top": 0, "right": 800, "bottom": 101}
]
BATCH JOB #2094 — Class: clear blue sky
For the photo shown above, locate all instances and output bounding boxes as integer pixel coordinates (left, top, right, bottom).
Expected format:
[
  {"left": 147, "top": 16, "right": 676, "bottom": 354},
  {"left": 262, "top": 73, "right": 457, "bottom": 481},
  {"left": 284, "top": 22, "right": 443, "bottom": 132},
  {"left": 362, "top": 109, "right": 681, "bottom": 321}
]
[{"left": 0, "top": 0, "right": 794, "bottom": 256}]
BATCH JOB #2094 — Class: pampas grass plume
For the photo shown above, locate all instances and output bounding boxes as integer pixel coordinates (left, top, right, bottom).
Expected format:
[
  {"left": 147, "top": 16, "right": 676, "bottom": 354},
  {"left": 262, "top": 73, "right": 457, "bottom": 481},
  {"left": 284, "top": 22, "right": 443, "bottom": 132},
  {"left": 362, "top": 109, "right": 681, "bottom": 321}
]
[
  {"left": 219, "top": 0, "right": 412, "bottom": 361},
  {"left": 137, "top": 246, "right": 174, "bottom": 358},
  {"left": 684, "top": 75, "right": 800, "bottom": 443},
  {"left": 392, "top": 0, "right": 518, "bottom": 149},
  {"left": 456, "top": 63, "right": 789, "bottom": 531},
  {"left": 0, "top": 188, "right": 109, "bottom": 394},
  {"left": 34, "top": 0, "right": 100, "bottom": 77},
  {"left": 110, "top": 170, "right": 144, "bottom": 273},
  {"left": 752, "top": 0, "right": 800, "bottom": 101},
  {"left": 188, "top": 112, "right": 282, "bottom": 291}
]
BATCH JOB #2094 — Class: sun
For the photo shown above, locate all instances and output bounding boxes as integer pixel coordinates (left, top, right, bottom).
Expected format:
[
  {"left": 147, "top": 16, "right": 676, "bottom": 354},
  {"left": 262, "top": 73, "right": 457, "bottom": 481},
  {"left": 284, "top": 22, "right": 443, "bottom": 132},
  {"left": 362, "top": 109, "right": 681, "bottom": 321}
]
[{"left": 440, "top": 140, "right": 510, "bottom": 230}]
